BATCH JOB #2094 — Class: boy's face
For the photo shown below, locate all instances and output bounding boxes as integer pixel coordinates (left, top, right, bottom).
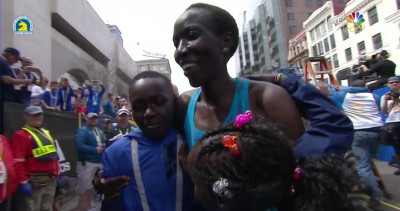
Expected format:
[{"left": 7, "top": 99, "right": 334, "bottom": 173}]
[
  {"left": 129, "top": 78, "right": 175, "bottom": 141},
  {"left": 50, "top": 83, "right": 59, "bottom": 92}
]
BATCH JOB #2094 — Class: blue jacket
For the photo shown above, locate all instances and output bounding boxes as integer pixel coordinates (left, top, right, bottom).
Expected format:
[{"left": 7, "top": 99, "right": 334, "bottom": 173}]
[
  {"left": 282, "top": 74, "right": 354, "bottom": 159},
  {"left": 102, "top": 128, "right": 195, "bottom": 211},
  {"left": 75, "top": 125, "right": 106, "bottom": 163},
  {"left": 57, "top": 87, "right": 75, "bottom": 112},
  {"left": 87, "top": 84, "right": 105, "bottom": 113}
]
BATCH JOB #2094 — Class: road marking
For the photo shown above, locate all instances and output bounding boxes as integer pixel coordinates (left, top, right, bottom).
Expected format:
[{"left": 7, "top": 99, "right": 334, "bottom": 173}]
[
  {"left": 360, "top": 194, "right": 400, "bottom": 210},
  {"left": 381, "top": 201, "right": 400, "bottom": 210}
]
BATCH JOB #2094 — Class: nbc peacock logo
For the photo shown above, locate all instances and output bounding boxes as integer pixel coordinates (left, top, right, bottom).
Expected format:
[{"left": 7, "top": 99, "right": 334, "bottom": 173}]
[
  {"left": 13, "top": 16, "right": 33, "bottom": 35},
  {"left": 347, "top": 12, "right": 365, "bottom": 33}
]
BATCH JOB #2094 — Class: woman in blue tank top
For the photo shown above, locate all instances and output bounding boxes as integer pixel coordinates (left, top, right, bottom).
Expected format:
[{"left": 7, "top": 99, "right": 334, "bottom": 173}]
[{"left": 173, "top": 3, "right": 305, "bottom": 150}]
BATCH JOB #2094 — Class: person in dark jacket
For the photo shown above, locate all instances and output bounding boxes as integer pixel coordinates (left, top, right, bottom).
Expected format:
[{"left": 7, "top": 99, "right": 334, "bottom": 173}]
[{"left": 363, "top": 50, "right": 397, "bottom": 91}]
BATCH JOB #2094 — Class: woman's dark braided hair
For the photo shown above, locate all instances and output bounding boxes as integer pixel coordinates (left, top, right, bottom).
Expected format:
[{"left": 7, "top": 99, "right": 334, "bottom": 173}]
[{"left": 194, "top": 120, "right": 370, "bottom": 211}]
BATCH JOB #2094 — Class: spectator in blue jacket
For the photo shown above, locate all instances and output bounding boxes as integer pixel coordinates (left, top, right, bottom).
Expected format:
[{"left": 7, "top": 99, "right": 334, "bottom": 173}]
[
  {"left": 75, "top": 112, "right": 106, "bottom": 210},
  {"left": 102, "top": 93, "right": 115, "bottom": 118},
  {"left": 86, "top": 80, "right": 105, "bottom": 113},
  {"left": 56, "top": 77, "right": 75, "bottom": 111},
  {"left": 102, "top": 71, "right": 195, "bottom": 211}
]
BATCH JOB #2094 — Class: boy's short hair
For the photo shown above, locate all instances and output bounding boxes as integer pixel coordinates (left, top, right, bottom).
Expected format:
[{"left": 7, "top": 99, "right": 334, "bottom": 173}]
[{"left": 130, "top": 71, "right": 173, "bottom": 92}]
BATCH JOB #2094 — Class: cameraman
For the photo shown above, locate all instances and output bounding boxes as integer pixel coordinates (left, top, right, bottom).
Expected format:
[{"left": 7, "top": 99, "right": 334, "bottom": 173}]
[
  {"left": 381, "top": 76, "right": 400, "bottom": 175},
  {"left": 363, "top": 50, "right": 396, "bottom": 91}
]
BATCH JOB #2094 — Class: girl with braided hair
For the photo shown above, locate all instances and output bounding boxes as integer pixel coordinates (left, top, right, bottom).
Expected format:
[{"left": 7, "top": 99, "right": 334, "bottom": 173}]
[{"left": 187, "top": 111, "right": 370, "bottom": 211}]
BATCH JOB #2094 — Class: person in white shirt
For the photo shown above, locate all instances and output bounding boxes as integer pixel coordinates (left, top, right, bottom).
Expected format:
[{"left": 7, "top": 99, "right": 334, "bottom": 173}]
[
  {"left": 381, "top": 76, "right": 400, "bottom": 175},
  {"left": 31, "top": 76, "right": 49, "bottom": 106}
]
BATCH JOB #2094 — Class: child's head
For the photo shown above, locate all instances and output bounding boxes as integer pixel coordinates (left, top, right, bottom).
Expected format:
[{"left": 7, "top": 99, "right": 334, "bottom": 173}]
[
  {"left": 188, "top": 114, "right": 366, "bottom": 211},
  {"left": 129, "top": 71, "right": 175, "bottom": 141},
  {"left": 188, "top": 120, "right": 295, "bottom": 211}
]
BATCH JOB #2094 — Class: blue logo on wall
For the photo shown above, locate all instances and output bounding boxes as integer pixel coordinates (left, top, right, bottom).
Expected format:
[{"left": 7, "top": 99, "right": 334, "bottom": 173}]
[{"left": 13, "top": 16, "right": 33, "bottom": 34}]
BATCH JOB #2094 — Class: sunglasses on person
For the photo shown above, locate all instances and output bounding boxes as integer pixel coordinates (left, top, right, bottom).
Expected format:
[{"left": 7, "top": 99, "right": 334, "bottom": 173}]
[{"left": 390, "top": 81, "right": 399, "bottom": 84}]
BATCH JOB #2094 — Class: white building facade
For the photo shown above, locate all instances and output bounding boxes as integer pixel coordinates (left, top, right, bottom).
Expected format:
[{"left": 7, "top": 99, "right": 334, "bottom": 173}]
[
  {"left": 304, "top": 1, "right": 340, "bottom": 73},
  {"left": 304, "top": 0, "right": 400, "bottom": 80}
]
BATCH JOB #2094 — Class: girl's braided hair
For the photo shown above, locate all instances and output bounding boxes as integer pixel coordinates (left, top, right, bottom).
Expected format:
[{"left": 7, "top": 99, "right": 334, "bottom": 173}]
[{"left": 194, "top": 120, "right": 370, "bottom": 211}]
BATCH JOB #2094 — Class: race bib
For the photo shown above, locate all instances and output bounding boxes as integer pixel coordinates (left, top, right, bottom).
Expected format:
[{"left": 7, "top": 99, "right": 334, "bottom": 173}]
[
  {"left": 14, "top": 84, "right": 22, "bottom": 90},
  {"left": 0, "top": 161, "right": 6, "bottom": 184}
]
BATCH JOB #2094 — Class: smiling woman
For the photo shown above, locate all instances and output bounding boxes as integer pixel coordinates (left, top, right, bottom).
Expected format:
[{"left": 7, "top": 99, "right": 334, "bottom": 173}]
[{"left": 173, "top": 3, "right": 305, "bottom": 150}]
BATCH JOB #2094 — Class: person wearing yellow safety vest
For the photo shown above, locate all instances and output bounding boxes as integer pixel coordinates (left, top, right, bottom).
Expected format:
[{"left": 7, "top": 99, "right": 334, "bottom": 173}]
[
  {"left": 10, "top": 106, "right": 59, "bottom": 211},
  {"left": 106, "top": 107, "right": 136, "bottom": 147}
]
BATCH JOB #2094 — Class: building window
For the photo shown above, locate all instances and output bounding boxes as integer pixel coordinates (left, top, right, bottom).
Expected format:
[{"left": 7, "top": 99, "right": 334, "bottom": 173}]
[
  {"left": 306, "top": 0, "right": 313, "bottom": 7},
  {"left": 290, "top": 26, "right": 297, "bottom": 34},
  {"left": 316, "top": 25, "right": 321, "bottom": 37},
  {"left": 312, "top": 45, "right": 318, "bottom": 56},
  {"left": 324, "top": 38, "right": 330, "bottom": 52},
  {"left": 333, "top": 54, "right": 339, "bottom": 68},
  {"left": 372, "top": 33, "right": 382, "bottom": 50},
  {"left": 330, "top": 34, "right": 336, "bottom": 49},
  {"left": 320, "top": 22, "right": 326, "bottom": 34},
  {"left": 286, "top": 0, "right": 293, "bottom": 7},
  {"left": 345, "top": 48, "right": 352, "bottom": 61},
  {"left": 288, "top": 13, "right": 295, "bottom": 20},
  {"left": 341, "top": 25, "right": 349, "bottom": 40},
  {"left": 368, "top": 7, "right": 378, "bottom": 25},
  {"left": 357, "top": 41, "right": 366, "bottom": 55},
  {"left": 327, "top": 16, "right": 333, "bottom": 29},
  {"left": 310, "top": 30, "right": 315, "bottom": 41},
  {"left": 318, "top": 42, "right": 324, "bottom": 55},
  {"left": 317, "top": 0, "right": 324, "bottom": 6}
]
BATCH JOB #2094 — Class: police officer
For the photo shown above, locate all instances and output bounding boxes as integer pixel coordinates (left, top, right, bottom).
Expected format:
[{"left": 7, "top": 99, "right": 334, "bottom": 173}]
[{"left": 10, "top": 106, "right": 59, "bottom": 211}]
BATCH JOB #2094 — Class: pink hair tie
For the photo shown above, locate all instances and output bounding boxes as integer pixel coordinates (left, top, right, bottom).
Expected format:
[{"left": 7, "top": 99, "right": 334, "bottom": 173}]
[{"left": 233, "top": 110, "right": 254, "bottom": 130}]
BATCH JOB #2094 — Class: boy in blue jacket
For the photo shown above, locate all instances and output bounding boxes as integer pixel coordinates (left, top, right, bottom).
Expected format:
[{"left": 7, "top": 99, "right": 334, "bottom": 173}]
[{"left": 102, "top": 71, "right": 194, "bottom": 211}]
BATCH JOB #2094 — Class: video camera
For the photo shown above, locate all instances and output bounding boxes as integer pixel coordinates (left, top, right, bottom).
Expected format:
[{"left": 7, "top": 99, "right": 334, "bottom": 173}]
[{"left": 391, "top": 90, "right": 400, "bottom": 99}]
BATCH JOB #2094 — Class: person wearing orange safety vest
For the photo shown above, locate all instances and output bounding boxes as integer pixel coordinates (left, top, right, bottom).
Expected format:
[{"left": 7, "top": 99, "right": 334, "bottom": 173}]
[{"left": 10, "top": 106, "right": 59, "bottom": 211}]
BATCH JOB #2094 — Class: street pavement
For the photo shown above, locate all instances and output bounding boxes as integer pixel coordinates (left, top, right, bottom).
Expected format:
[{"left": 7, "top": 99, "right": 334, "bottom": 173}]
[{"left": 375, "top": 159, "right": 400, "bottom": 211}]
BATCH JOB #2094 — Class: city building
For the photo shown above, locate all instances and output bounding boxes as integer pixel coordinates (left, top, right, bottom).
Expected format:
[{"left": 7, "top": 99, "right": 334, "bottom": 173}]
[
  {"left": 287, "top": 30, "right": 308, "bottom": 68},
  {"left": 304, "top": 0, "right": 400, "bottom": 85},
  {"left": 108, "top": 24, "right": 123, "bottom": 46},
  {"left": 333, "top": 0, "right": 400, "bottom": 76},
  {"left": 303, "top": 1, "right": 344, "bottom": 77},
  {"left": 1, "top": 0, "right": 138, "bottom": 96},
  {"left": 136, "top": 58, "right": 172, "bottom": 80},
  {"left": 237, "top": 0, "right": 333, "bottom": 76}
]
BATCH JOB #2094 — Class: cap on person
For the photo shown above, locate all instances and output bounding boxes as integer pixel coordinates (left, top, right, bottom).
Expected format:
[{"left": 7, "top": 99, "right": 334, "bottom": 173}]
[
  {"left": 103, "top": 118, "right": 112, "bottom": 123},
  {"left": 25, "top": 106, "right": 43, "bottom": 115},
  {"left": 3, "top": 47, "right": 22, "bottom": 61},
  {"left": 388, "top": 76, "right": 399, "bottom": 83},
  {"left": 87, "top": 113, "right": 99, "bottom": 119},
  {"left": 118, "top": 108, "right": 130, "bottom": 116}
]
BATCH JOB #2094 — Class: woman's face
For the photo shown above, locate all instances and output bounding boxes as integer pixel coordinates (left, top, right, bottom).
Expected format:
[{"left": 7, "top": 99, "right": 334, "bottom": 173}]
[{"left": 173, "top": 8, "right": 228, "bottom": 87}]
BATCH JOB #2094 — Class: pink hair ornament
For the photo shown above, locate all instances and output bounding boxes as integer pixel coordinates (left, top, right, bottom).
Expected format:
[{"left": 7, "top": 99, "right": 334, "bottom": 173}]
[{"left": 233, "top": 110, "right": 254, "bottom": 130}]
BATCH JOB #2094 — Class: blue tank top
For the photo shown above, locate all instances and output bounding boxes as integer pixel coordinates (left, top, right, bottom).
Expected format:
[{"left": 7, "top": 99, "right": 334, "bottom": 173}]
[{"left": 184, "top": 78, "right": 250, "bottom": 149}]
